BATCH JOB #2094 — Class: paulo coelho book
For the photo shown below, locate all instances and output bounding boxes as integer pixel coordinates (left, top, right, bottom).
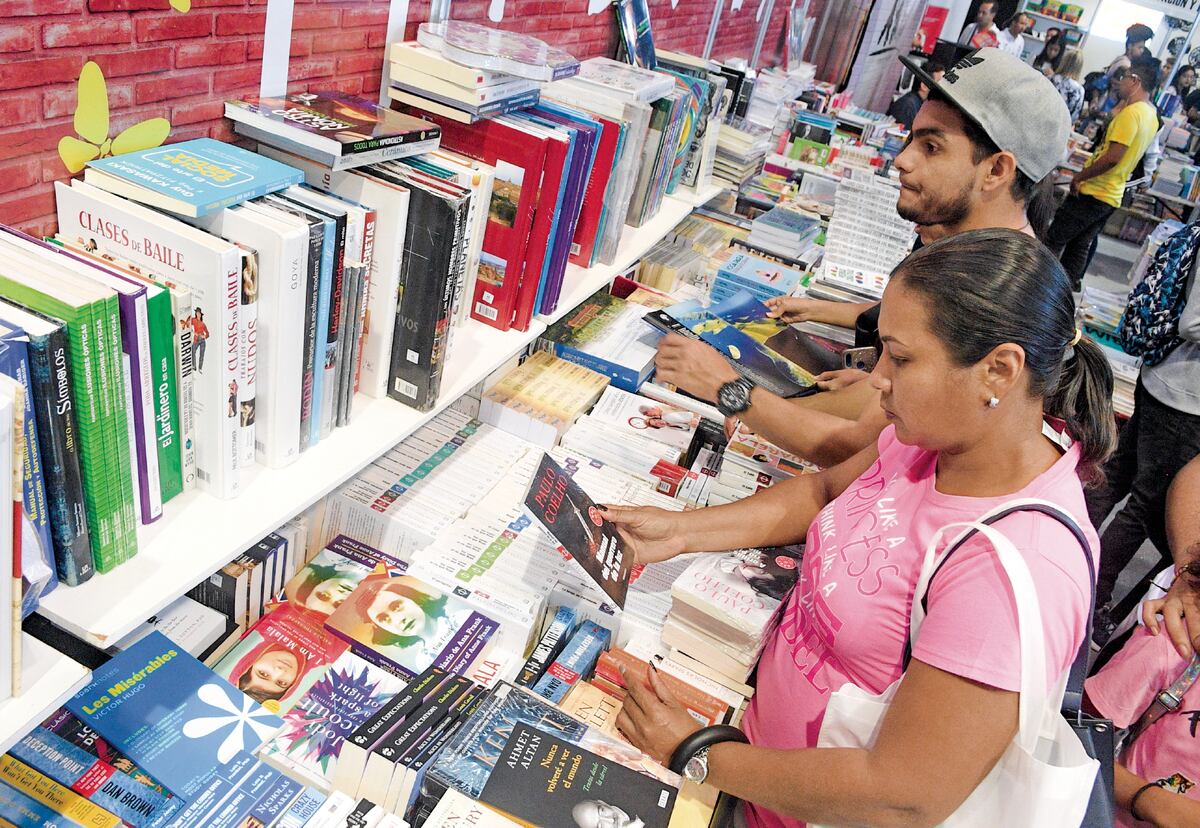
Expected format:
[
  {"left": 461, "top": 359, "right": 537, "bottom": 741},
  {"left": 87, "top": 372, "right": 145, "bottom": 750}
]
[
  {"left": 524, "top": 452, "right": 632, "bottom": 609},
  {"left": 63, "top": 631, "right": 284, "bottom": 805}
]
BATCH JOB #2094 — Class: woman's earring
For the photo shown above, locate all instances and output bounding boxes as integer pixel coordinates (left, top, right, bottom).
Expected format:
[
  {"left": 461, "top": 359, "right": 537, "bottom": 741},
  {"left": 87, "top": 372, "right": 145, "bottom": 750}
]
[{"left": 987, "top": 396, "right": 1000, "bottom": 408}]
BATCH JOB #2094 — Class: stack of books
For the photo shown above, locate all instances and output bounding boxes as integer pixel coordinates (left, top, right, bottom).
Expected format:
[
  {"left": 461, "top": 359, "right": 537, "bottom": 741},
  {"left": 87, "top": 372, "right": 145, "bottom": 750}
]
[
  {"left": 821, "top": 169, "right": 915, "bottom": 299},
  {"left": 1080, "top": 285, "right": 1139, "bottom": 417},
  {"left": 635, "top": 235, "right": 707, "bottom": 292},
  {"left": 479, "top": 351, "right": 610, "bottom": 447},
  {"left": 708, "top": 428, "right": 819, "bottom": 506},
  {"left": 714, "top": 117, "right": 771, "bottom": 188},
  {"left": 388, "top": 40, "right": 542, "bottom": 124},
  {"left": 664, "top": 546, "right": 804, "bottom": 686},
  {"left": 0, "top": 373, "right": 21, "bottom": 701},
  {"left": 539, "top": 289, "right": 659, "bottom": 392},
  {"left": 711, "top": 251, "right": 807, "bottom": 304},
  {"left": 745, "top": 205, "right": 822, "bottom": 260}
]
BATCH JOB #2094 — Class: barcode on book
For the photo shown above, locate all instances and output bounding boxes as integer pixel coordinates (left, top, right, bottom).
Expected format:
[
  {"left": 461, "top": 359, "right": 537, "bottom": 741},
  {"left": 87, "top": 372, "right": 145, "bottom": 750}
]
[
  {"left": 394, "top": 378, "right": 418, "bottom": 399},
  {"left": 474, "top": 302, "right": 498, "bottom": 321}
]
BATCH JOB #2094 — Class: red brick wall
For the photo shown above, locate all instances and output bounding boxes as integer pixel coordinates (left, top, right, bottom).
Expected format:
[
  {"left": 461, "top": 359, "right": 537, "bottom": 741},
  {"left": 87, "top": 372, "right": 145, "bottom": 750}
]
[{"left": 0, "top": 0, "right": 800, "bottom": 235}]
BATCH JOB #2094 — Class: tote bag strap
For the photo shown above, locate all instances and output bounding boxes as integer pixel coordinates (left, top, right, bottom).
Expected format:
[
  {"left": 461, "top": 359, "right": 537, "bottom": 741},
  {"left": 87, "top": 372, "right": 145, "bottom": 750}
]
[{"left": 901, "top": 498, "right": 1096, "bottom": 721}]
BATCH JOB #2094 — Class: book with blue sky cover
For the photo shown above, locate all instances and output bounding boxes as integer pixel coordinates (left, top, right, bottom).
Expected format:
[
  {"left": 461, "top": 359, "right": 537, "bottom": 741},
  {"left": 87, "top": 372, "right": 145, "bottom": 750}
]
[
  {"left": 83, "top": 138, "right": 302, "bottom": 217},
  {"left": 63, "top": 631, "right": 284, "bottom": 806}
]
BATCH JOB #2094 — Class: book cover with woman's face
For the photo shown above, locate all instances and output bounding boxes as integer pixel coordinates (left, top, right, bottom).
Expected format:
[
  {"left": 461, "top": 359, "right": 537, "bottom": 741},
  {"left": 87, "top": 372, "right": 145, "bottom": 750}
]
[{"left": 325, "top": 573, "right": 499, "bottom": 679}]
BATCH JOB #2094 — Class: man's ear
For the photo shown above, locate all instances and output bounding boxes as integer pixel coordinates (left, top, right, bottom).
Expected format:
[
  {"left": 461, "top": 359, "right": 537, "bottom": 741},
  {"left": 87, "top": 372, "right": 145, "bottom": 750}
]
[{"left": 981, "top": 151, "right": 1019, "bottom": 195}]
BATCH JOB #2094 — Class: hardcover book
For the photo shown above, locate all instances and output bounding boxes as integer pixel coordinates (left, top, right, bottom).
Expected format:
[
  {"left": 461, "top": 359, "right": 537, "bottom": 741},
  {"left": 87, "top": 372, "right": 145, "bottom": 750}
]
[
  {"left": 324, "top": 571, "right": 498, "bottom": 680},
  {"left": 524, "top": 452, "right": 632, "bottom": 609},
  {"left": 671, "top": 546, "right": 803, "bottom": 646},
  {"left": 0, "top": 303, "right": 92, "bottom": 586},
  {"left": 479, "top": 724, "right": 677, "bottom": 828},
  {"left": 84, "top": 138, "right": 303, "bottom": 218},
  {"left": 540, "top": 290, "right": 658, "bottom": 392},
  {"left": 225, "top": 92, "right": 440, "bottom": 160},
  {"left": 63, "top": 632, "right": 283, "bottom": 806}
]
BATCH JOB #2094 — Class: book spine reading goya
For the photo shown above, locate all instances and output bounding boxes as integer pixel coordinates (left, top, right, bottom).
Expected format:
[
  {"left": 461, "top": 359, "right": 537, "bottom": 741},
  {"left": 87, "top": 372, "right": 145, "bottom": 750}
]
[{"left": 25, "top": 320, "right": 93, "bottom": 585}]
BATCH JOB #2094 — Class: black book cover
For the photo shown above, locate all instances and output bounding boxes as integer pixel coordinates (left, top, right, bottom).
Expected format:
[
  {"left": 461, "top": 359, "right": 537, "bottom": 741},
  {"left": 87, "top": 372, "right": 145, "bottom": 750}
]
[
  {"left": 370, "top": 166, "right": 467, "bottom": 411},
  {"left": 346, "top": 666, "right": 449, "bottom": 753},
  {"left": 524, "top": 453, "right": 632, "bottom": 609},
  {"left": 480, "top": 724, "right": 677, "bottom": 828},
  {"left": 257, "top": 195, "right": 323, "bottom": 450},
  {"left": 25, "top": 319, "right": 92, "bottom": 585}
]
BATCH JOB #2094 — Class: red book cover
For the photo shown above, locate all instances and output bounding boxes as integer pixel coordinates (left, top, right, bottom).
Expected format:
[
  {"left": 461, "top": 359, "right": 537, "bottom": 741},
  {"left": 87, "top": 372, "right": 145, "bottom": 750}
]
[
  {"left": 569, "top": 115, "right": 621, "bottom": 269},
  {"left": 510, "top": 125, "right": 568, "bottom": 332},
  {"left": 408, "top": 109, "right": 548, "bottom": 332}
]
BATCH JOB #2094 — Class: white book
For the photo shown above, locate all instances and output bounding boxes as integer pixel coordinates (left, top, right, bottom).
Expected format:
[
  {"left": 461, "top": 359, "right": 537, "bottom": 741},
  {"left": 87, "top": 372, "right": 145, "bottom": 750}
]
[
  {"left": 0, "top": 382, "right": 13, "bottom": 702},
  {"left": 190, "top": 205, "right": 308, "bottom": 468},
  {"left": 56, "top": 180, "right": 243, "bottom": 498},
  {"left": 390, "top": 41, "right": 522, "bottom": 89},
  {"left": 389, "top": 64, "right": 539, "bottom": 105},
  {"left": 108, "top": 594, "right": 227, "bottom": 656},
  {"left": 256, "top": 146, "right": 411, "bottom": 400}
]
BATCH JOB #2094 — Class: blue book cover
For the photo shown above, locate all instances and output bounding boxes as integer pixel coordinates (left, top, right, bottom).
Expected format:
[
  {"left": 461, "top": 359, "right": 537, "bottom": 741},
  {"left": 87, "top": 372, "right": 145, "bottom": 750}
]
[
  {"left": 0, "top": 778, "right": 81, "bottom": 828},
  {"left": 64, "top": 631, "right": 284, "bottom": 806},
  {"left": 245, "top": 776, "right": 303, "bottom": 826},
  {"left": 0, "top": 323, "right": 57, "bottom": 614},
  {"left": 166, "top": 754, "right": 280, "bottom": 828},
  {"left": 85, "top": 138, "right": 302, "bottom": 217},
  {"left": 274, "top": 788, "right": 326, "bottom": 827},
  {"left": 717, "top": 252, "right": 805, "bottom": 297},
  {"left": 530, "top": 620, "right": 610, "bottom": 703},
  {"left": 9, "top": 728, "right": 180, "bottom": 827}
]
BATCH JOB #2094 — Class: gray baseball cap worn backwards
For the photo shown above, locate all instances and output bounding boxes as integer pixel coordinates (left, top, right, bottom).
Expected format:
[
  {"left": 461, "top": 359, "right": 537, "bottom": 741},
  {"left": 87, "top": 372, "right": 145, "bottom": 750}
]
[{"left": 900, "top": 47, "right": 1072, "bottom": 183}]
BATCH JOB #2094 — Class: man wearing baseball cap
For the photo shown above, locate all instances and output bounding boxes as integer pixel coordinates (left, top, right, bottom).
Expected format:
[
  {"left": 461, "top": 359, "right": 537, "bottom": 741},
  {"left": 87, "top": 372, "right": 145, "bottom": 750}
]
[{"left": 651, "top": 48, "right": 1074, "bottom": 468}]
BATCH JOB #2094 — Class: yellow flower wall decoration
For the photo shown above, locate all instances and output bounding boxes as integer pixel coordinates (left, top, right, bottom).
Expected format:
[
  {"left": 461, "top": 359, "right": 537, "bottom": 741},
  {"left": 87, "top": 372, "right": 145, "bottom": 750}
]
[
  {"left": 170, "top": 0, "right": 191, "bottom": 11},
  {"left": 58, "top": 62, "right": 172, "bottom": 174}
]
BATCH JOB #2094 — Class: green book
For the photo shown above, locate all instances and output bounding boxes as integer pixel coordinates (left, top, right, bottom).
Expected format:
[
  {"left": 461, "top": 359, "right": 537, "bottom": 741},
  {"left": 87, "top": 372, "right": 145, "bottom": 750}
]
[
  {"left": 0, "top": 246, "right": 126, "bottom": 571},
  {"left": 144, "top": 286, "right": 182, "bottom": 502}
]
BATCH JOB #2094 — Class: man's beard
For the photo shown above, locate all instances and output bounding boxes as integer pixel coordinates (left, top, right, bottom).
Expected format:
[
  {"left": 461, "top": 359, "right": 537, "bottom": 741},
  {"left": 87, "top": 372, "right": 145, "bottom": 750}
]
[{"left": 896, "top": 178, "right": 974, "bottom": 228}]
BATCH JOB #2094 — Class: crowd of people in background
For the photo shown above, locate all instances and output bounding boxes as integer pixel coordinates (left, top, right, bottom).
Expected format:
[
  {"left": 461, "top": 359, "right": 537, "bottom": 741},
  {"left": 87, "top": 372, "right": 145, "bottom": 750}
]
[{"left": 621, "top": 31, "right": 1200, "bottom": 826}]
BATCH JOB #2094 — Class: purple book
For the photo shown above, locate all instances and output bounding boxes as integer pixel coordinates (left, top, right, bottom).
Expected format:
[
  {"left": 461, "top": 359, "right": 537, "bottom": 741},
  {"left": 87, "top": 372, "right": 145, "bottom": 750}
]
[{"left": 527, "top": 105, "right": 599, "bottom": 316}]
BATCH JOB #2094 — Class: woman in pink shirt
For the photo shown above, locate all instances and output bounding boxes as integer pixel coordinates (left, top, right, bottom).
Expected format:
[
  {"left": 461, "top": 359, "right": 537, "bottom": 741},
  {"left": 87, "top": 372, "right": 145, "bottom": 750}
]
[{"left": 606, "top": 229, "right": 1116, "bottom": 827}]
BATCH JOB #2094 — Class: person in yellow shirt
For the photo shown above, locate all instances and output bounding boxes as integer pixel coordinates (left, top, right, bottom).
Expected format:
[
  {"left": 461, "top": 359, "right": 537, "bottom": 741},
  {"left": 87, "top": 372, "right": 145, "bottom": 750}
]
[{"left": 1047, "top": 55, "right": 1161, "bottom": 292}]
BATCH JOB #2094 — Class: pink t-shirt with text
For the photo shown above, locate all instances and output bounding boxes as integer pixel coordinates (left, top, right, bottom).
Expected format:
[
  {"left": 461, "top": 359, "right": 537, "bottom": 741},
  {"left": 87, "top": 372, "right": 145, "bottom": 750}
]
[
  {"left": 740, "top": 426, "right": 1097, "bottom": 828},
  {"left": 1086, "top": 626, "right": 1200, "bottom": 827}
]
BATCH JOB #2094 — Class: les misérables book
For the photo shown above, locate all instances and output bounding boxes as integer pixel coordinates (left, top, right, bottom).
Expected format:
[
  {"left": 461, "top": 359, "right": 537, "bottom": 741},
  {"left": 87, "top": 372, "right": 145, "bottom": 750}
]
[
  {"left": 213, "top": 602, "right": 350, "bottom": 716},
  {"left": 479, "top": 724, "right": 678, "bottom": 828},
  {"left": 524, "top": 452, "right": 632, "bottom": 609},
  {"left": 63, "top": 631, "right": 284, "bottom": 817},
  {"left": 83, "top": 138, "right": 302, "bottom": 218},
  {"left": 323, "top": 571, "right": 499, "bottom": 680}
]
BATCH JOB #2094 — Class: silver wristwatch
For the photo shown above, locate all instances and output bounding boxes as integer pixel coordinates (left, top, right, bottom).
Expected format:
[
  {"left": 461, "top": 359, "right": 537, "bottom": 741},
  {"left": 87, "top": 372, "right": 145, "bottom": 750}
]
[
  {"left": 716, "top": 377, "right": 756, "bottom": 417},
  {"left": 683, "top": 746, "right": 712, "bottom": 784}
]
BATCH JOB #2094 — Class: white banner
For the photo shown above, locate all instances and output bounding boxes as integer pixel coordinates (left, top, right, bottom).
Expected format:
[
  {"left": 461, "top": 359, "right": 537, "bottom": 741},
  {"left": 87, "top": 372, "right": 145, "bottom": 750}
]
[
  {"left": 1127, "top": 0, "right": 1200, "bottom": 19},
  {"left": 847, "top": 0, "right": 926, "bottom": 113}
]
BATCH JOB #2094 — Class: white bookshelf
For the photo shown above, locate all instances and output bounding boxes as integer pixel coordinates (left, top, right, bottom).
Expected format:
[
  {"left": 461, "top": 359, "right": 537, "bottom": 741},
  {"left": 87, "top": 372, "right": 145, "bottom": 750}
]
[
  {"left": 36, "top": 187, "right": 720, "bottom": 649},
  {"left": 0, "top": 634, "right": 91, "bottom": 754}
]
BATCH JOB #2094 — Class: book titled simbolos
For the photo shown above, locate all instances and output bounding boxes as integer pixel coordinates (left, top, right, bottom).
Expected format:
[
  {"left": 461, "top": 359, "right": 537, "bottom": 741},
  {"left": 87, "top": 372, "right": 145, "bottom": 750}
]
[
  {"left": 479, "top": 723, "right": 677, "bottom": 827},
  {"left": 226, "top": 92, "right": 441, "bottom": 169},
  {"left": 523, "top": 452, "right": 632, "bottom": 609},
  {"left": 83, "top": 138, "right": 303, "bottom": 218}
]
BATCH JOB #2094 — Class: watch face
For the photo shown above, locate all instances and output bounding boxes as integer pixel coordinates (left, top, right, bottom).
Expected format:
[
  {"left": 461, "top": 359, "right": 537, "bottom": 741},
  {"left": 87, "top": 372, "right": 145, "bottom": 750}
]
[
  {"left": 717, "top": 380, "right": 751, "bottom": 415},
  {"left": 684, "top": 752, "right": 707, "bottom": 783}
]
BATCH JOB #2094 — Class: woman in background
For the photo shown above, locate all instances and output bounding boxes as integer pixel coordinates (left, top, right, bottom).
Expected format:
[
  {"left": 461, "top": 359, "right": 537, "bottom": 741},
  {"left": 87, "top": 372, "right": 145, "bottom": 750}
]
[
  {"left": 1053, "top": 48, "right": 1087, "bottom": 122},
  {"left": 1033, "top": 34, "right": 1063, "bottom": 77}
]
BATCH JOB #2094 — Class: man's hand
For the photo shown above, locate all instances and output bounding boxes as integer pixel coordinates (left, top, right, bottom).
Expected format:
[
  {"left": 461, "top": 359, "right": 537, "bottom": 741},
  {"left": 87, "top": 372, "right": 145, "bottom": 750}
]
[
  {"left": 814, "top": 368, "right": 870, "bottom": 392},
  {"left": 1143, "top": 568, "right": 1200, "bottom": 658},
  {"left": 654, "top": 334, "right": 738, "bottom": 403}
]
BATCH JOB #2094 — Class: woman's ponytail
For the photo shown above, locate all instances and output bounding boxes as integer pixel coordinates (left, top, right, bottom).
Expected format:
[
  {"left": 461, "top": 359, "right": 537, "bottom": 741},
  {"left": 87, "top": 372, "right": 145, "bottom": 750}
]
[{"left": 1044, "top": 334, "right": 1117, "bottom": 486}]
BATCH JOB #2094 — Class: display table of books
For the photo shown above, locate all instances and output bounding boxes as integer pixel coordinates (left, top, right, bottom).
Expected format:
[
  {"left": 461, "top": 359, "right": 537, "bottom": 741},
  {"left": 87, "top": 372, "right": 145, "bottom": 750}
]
[{"left": 0, "top": 635, "right": 91, "bottom": 755}]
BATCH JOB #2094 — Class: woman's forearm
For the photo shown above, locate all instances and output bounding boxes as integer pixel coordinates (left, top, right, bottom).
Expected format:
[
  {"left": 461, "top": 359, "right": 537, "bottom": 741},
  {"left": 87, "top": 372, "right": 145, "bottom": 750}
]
[{"left": 738, "top": 387, "right": 885, "bottom": 468}]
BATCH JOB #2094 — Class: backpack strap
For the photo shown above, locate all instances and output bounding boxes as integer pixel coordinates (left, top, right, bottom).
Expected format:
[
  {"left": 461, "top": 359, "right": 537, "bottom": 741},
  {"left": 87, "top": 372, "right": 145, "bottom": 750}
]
[{"left": 901, "top": 502, "right": 1095, "bottom": 720}]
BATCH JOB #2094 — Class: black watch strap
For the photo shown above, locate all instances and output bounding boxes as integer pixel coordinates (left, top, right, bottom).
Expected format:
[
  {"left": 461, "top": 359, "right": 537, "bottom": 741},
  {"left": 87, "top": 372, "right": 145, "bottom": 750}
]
[{"left": 668, "top": 724, "right": 749, "bottom": 774}]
